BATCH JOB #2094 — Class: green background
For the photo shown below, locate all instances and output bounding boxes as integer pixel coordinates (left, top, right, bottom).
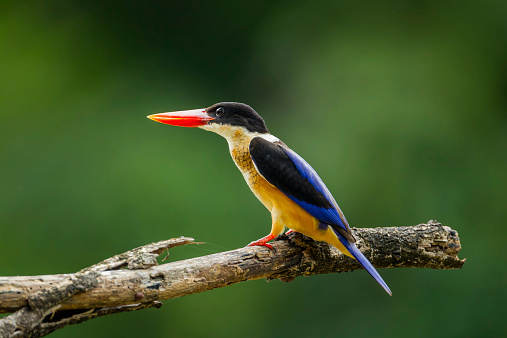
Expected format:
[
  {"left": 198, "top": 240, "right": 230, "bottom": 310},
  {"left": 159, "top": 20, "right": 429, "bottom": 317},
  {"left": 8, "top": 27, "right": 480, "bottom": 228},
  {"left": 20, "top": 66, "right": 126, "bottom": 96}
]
[{"left": 1, "top": 1, "right": 505, "bottom": 337}]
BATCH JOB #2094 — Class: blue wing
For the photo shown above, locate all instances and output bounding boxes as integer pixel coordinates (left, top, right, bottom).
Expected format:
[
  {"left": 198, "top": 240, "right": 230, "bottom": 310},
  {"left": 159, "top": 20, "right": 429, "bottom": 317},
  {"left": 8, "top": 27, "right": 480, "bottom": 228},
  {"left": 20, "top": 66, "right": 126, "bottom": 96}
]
[
  {"left": 249, "top": 137, "right": 352, "bottom": 236},
  {"left": 250, "top": 137, "right": 391, "bottom": 295}
]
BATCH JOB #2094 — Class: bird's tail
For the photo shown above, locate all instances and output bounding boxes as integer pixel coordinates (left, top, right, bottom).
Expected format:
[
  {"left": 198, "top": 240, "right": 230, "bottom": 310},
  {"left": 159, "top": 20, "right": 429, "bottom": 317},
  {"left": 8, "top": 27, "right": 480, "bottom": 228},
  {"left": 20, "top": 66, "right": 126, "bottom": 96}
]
[{"left": 332, "top": 228, "right": 392, "bottom": 296}]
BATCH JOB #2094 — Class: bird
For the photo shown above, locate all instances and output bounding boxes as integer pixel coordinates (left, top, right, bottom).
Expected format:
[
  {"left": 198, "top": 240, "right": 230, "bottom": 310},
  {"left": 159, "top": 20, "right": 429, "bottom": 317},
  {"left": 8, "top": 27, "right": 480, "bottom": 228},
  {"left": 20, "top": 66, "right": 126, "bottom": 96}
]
[{"left": 148, "top": 102, "right": 391, "bottom": 295}]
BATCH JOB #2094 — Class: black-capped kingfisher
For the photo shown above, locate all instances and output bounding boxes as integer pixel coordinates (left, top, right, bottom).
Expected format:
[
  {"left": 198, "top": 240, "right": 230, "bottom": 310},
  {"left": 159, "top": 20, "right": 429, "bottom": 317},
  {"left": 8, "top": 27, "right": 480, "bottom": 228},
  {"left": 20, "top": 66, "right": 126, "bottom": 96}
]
[{"left": 148, "top": 102, "right": 391, "bottom": 295}]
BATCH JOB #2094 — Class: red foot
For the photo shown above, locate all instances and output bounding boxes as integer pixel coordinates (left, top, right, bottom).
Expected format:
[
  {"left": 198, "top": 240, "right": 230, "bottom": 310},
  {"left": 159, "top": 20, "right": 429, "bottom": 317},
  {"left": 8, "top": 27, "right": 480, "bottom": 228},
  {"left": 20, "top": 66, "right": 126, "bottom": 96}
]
[
  {"left": 285, "top": 229, "right": 296, "bottom": 235},
  {"left": 247, "top": 233, "right": 276, "bottom": 250}
]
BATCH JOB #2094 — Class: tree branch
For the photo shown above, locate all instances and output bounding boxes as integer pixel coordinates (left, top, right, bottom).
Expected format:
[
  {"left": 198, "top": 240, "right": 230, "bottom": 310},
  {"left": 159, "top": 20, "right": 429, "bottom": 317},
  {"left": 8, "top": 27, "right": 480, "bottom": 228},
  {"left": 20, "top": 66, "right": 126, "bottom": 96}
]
[{"left": 0, "top": 221, "right": 465, "bottom": 337}]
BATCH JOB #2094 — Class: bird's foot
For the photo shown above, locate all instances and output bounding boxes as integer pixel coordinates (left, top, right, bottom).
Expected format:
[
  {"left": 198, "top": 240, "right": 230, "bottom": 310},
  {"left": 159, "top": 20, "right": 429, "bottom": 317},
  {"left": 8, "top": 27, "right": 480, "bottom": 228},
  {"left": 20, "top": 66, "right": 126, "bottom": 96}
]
[
  {"left": 247, "top": 234, "right": 276, "bottom": 250},
  {"left": 248, "top": 241, "right": 274, "bottom": 250},
  {"left": 285, "top": 229, "right": 296, "bottom": 235}
]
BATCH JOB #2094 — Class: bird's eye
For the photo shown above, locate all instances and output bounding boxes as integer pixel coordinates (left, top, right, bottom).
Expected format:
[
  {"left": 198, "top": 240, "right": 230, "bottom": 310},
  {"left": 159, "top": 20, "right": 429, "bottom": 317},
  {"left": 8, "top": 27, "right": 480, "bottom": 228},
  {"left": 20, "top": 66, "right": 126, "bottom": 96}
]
[{"left": 215, "top": 107, "right": 225, "bottom": 117}]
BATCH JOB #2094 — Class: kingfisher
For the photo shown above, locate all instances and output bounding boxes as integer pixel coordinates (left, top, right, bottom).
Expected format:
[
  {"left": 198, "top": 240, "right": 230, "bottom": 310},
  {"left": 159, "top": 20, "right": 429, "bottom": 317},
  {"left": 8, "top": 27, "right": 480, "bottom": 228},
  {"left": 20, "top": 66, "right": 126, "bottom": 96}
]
[{"left": 148, "top": 102, "right": 391, "bottom": 295}]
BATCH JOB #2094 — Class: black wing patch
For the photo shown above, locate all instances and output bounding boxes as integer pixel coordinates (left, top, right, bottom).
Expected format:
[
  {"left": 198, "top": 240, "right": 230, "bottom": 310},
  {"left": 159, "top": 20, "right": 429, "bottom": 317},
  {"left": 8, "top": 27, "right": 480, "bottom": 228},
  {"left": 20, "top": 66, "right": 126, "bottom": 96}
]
[{"left": 249, "top": 137, "right": 333, "bottom": 209}]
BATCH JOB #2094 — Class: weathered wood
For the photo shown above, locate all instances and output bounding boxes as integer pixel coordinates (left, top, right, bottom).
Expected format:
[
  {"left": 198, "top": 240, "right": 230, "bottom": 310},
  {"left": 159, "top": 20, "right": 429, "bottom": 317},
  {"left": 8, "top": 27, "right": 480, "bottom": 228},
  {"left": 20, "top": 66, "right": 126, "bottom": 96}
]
[
  {"left": 0, "top": 237, "right": 196, "bottom": 337},
  {"left": 0, "top": 221, "right": 464, "bottom": 315},
  {"left": 0, "top": 221, "right": 465, "bottom": 337},
  {"left": 0, "top": 272, "right": 99, "bottom": 338},
  {"left": 33, "top": 301, "right": 163, "bottom": 337}
]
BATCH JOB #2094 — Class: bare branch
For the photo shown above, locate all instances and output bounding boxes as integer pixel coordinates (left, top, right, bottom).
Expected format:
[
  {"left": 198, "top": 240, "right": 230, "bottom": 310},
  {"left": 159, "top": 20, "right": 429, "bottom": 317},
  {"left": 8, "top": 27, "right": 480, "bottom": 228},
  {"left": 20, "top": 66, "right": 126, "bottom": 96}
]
[
  {"left": 82, "top": 236, "right": 198, "bottom": 272},
  {"left": 36, "top": 301, "right": 163, "bottom": 337},
  {"left": 0, "top": 221, "right": 465, "bottom": 337}
]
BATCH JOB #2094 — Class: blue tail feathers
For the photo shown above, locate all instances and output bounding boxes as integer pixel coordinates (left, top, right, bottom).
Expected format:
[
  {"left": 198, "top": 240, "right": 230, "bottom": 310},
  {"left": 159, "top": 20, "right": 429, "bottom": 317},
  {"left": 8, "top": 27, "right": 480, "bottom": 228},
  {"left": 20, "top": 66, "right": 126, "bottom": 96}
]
[{"left": 334, "top": 230, "right": 392, "bottom": 296}]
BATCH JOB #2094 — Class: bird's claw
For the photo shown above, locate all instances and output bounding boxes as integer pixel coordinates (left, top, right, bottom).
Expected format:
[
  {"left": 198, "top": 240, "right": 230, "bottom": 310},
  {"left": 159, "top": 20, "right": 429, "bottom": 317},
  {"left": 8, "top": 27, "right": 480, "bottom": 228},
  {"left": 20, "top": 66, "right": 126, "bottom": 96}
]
[{"left": 247, "top": 240, "right": 274, "bottom": 250}]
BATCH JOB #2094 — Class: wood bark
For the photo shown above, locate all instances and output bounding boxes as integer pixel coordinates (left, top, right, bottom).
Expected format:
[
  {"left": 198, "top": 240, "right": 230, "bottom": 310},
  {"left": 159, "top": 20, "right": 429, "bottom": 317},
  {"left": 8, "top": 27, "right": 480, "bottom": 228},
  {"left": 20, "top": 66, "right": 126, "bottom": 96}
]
[{"left": 0, "top": 221, "right": 465, "bottom": 337}]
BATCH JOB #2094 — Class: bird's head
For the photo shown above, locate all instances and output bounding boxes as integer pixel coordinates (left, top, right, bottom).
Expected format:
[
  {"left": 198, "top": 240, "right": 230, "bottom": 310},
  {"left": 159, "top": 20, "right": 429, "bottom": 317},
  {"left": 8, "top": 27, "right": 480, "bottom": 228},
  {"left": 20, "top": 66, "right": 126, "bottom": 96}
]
[{"left": 147, "top": 102, "right": 269, "bottom": 138}]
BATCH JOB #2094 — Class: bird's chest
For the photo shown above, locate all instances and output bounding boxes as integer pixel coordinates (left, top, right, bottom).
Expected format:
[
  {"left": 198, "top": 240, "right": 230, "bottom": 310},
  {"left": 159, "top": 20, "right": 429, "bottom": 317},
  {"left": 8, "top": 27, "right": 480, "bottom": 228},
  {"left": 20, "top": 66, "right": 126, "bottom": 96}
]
[
  {"left": 230, "top": 146, "right": 262, "bottom": 190},
  {"left": 228, "top": 144, "right": 277, "bottom": 210}
]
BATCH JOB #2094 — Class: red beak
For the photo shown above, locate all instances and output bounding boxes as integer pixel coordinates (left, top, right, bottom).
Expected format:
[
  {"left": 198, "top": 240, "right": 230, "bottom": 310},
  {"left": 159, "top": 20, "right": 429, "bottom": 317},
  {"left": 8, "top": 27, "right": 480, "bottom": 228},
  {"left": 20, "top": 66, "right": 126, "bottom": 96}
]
[{"left": 147, "top": 108, "right": 213, "bottom": 127}]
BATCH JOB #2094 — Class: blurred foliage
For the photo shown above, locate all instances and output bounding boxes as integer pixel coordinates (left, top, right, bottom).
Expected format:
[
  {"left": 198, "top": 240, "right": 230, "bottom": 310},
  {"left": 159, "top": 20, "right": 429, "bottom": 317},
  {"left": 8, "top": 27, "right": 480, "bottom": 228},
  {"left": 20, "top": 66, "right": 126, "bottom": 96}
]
[{"left": 0, "top": 1, "right": 506, "bottom": 337}]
